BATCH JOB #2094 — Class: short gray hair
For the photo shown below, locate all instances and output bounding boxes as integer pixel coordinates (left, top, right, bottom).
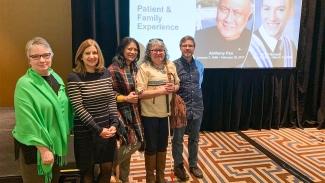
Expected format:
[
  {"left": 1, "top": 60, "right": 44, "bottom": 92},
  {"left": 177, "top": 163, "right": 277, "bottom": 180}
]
[{"left": 25, "top": 37, "right": 53, "bottom": 59}]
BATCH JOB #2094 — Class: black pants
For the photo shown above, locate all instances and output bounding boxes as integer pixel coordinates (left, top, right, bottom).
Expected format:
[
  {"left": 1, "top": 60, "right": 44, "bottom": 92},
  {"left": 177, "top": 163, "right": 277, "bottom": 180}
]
[{"left": 142, "top": 116, "right": 169, "bottom": 155}]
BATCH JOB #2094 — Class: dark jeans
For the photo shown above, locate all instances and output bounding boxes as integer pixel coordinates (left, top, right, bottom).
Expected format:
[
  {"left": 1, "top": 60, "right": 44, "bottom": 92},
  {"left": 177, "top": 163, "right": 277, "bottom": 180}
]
[
  {"left": 172, "top": 116, "right": 202, "bottom": 168},
  {"left": 142, "top": 116, "right": 169, "bottom": 154}
]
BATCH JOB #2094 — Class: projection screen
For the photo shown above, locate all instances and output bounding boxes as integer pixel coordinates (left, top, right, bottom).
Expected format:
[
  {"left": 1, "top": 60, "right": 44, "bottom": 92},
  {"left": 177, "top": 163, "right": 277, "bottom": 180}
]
[{"left": 130, "top": 0, "right": 302, "bottom": 68}]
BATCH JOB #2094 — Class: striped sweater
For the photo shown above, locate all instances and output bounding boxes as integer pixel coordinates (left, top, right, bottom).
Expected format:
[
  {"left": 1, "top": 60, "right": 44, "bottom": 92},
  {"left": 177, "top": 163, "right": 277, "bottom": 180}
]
[{"left": 67, "top": 69, "right": 119, "bottom": 138}]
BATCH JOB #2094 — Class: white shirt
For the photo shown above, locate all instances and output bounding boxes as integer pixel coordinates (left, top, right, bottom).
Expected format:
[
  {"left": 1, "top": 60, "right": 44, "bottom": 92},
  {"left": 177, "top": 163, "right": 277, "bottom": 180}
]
[{"left": 259, "top": 26, "right": 281, "bottom": 52}]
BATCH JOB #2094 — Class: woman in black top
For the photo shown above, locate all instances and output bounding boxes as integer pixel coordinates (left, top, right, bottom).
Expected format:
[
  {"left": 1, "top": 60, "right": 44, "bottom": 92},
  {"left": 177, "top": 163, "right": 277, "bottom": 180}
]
[{"left": 67, "top": 39, "right": 119, "bottom": 183}]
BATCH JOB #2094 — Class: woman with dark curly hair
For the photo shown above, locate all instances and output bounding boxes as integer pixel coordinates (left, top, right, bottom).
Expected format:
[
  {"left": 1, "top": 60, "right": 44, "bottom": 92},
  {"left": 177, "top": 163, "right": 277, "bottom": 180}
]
[{"left": 108, "top": 37, "right": 144, "bottom": 183}]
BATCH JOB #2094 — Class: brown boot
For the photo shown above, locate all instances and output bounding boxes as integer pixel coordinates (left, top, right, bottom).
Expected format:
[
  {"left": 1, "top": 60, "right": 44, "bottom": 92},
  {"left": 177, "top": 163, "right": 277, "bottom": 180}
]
[
  {"left": 145, "top": 153, "right": 156, "bottom": 183},
  {"left": 156, "top": 151, "right": 167, "bottom": 183}
]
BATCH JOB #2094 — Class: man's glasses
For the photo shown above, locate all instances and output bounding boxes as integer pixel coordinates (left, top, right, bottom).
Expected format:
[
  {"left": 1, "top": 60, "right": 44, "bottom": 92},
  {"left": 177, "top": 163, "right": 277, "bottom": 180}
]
[
  {"left": 218, "top": 6, "right": 246, "bottom": 20},
  {"left": 29, "top": 53, "right": 51, "bottom": 60}
]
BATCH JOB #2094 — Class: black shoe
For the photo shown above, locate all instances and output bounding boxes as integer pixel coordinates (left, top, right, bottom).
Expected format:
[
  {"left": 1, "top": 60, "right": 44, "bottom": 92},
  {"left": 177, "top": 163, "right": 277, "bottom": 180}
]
[
  {"left": 190, "top": 167, "right": 203, "bottom": 178},
  {"left": 174, "top": 164, "right": 189, "bottom": 181}
]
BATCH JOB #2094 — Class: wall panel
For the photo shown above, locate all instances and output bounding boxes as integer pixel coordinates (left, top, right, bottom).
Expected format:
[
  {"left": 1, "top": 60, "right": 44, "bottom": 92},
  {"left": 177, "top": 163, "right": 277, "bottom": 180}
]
[{"left": 0, "top": 0, "right": 72, "bottom": 107}]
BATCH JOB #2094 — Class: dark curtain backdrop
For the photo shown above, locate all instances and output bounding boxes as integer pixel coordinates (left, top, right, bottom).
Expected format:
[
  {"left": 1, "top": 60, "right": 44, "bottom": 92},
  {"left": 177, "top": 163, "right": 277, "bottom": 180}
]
[
  {"left": 71, "top": 0, "right": 325, "bottom": 132},
  {"left": 71, "top": 0, "right": 121, "bottom": 67},
  {"left": 297, "top": 0, "right": 325, "bottom": 129}
]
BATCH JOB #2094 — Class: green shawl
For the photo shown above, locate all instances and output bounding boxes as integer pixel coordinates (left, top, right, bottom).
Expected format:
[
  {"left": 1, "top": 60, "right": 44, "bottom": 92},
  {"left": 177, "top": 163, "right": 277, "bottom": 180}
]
[{"left": 12, "top": 68, "right": 72, "bottom": 182}]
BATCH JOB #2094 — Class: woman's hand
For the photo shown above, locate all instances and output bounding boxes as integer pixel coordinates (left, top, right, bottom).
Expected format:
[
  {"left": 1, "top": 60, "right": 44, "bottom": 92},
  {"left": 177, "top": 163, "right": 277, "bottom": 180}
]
[
  {"left": 100, "top": 126, "right": 117, "bottom": 138},
  {"left": 155, "top": 83, "right": 174, "bottom": 96},
  {"left": 107, "top": 126, "right": 117, "bottom": 137},
  {"left": 125, "top": 92, "right": 139, "bottom": 104},
  {"left": 164, "top": 82, "right": 175, "bottom": 93},
  {"left": 37, "top": 146, "right": 54, "bottom": 165}
]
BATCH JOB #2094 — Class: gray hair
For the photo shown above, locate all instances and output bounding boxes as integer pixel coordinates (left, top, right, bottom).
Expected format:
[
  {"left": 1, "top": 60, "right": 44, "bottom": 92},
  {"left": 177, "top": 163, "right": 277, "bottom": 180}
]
[
  {"left": 218, "top": 0, "right": 254, "bottom": 13},
  {"left": 144, "top": 38, "right": 169, "bottom": 64},
  {"left": 25, "top": 37, "right": 54, "bottom": 59}
]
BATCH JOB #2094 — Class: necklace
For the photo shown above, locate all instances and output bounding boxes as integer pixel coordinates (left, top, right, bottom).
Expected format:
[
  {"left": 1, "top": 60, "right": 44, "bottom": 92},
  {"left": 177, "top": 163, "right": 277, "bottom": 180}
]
[{"left": 151, "top": 63, "right": 166, "bottom": 74}]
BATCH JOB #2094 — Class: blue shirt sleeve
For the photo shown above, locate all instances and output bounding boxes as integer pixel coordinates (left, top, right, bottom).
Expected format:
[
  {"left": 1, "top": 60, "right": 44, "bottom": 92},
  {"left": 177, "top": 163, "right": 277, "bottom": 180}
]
[{"left": 195, "top": 59, "right": 204, "bottom": 88}]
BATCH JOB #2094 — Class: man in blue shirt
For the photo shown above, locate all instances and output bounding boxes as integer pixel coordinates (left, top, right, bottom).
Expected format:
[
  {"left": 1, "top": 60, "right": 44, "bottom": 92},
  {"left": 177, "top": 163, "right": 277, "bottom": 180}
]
[{"left": 172, "top": 35, "right": 204, "bottom": 181}]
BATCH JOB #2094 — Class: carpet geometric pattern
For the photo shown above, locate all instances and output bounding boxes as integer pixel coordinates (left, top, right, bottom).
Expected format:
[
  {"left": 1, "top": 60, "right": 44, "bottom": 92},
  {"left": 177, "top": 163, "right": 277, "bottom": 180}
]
[
  {"left": 2, "top": 108, "right": 324, "bottom": 182},
  {"left": 128, "top": 131, "right": 300, "bottom": 183},
  {"left": 243, "top": 128, "right": 325, "bottom": 183}
]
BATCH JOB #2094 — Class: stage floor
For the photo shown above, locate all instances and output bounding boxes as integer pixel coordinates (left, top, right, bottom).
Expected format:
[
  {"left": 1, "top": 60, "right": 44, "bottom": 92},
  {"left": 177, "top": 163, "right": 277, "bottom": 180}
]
[{"left": 1, "top": 108, "right": 325, "bottom": 182}]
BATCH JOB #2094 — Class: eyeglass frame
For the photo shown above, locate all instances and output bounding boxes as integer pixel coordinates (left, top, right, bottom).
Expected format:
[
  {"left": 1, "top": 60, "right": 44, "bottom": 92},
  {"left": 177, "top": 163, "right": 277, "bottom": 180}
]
[
  {"left": 217, "top": 5, "right": 249, "bottom": 20},
  {"left": 150, "top": 49, "right": 165, "bottom": 54},
  {"left": 29, "top": 53, "right": 52, "bottom": 60}
]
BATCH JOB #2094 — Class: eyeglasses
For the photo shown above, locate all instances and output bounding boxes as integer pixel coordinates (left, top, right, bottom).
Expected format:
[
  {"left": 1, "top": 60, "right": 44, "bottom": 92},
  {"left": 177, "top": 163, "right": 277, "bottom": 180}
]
[
  {"left": 150, "top": 49, "right": 165, "bottom": 53},
  {"left": 29, "top": 53, "right": 51, "bottom": 60},
  {"left": 218, "top": 6, "right": 247, "bottom": 20}
]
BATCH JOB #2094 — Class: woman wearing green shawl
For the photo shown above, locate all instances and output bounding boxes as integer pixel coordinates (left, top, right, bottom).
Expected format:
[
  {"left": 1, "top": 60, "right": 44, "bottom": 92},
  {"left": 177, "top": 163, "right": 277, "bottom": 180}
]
[{"left": 12, "top": 37, "right": 72, "bottom": 183}]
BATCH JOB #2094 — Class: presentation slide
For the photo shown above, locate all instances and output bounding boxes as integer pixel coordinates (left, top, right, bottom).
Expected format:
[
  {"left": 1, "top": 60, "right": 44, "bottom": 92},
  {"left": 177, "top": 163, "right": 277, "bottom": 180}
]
[{"left": 130, "top": 0, "right": 302, "bottom": 68}]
